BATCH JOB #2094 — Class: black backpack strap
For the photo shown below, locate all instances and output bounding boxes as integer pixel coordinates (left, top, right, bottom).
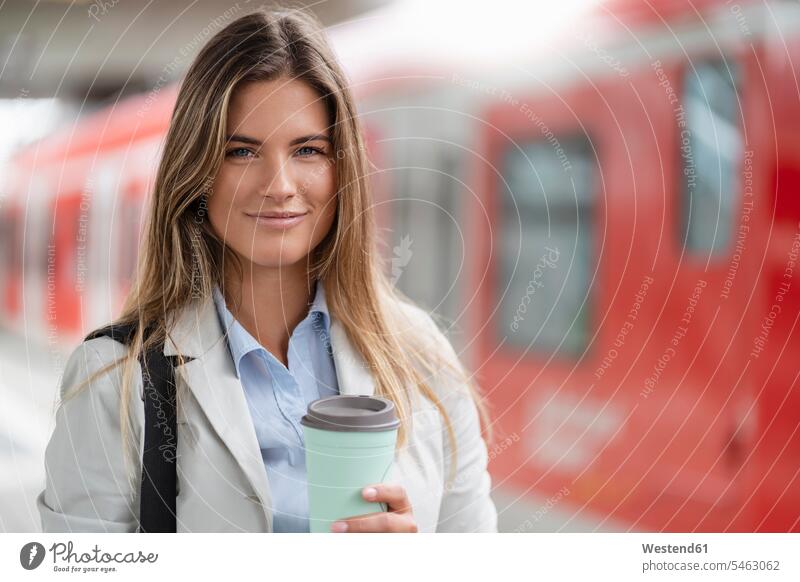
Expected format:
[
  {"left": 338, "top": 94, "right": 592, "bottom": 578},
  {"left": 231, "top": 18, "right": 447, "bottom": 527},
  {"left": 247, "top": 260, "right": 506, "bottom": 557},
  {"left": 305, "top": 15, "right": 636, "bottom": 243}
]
[{"left": 85, "top": 323, "right": 193, "bottom": 533}]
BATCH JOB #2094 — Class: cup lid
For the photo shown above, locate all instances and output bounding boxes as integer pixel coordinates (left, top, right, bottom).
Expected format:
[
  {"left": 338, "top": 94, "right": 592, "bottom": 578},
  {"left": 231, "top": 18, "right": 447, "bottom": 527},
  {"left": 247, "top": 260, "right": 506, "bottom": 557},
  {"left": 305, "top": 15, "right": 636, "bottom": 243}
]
[{"left": 300, "top": 395, "right": 401, "bottom": 432}]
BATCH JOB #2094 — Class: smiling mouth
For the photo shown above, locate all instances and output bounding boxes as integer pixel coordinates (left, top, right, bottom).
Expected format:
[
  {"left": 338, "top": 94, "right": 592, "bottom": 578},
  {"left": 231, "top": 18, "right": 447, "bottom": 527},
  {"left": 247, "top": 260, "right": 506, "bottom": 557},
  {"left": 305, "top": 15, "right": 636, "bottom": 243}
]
[
  {"left": 246, "top": 210, "right": 308, "bottom": 218},
  {"left": 246, "top": 211, "right": 308, "bottom": 229}
]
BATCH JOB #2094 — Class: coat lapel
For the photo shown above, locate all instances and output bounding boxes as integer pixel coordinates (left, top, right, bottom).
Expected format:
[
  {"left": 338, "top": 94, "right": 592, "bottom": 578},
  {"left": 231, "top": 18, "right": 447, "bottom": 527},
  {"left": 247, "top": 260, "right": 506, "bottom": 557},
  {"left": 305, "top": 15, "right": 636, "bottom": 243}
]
[
  {"left": 162, "top": 293, "right": 378, "bottom": 530},
  {"left": 162, "top": 295, "right": 273, "bottom": 530}
]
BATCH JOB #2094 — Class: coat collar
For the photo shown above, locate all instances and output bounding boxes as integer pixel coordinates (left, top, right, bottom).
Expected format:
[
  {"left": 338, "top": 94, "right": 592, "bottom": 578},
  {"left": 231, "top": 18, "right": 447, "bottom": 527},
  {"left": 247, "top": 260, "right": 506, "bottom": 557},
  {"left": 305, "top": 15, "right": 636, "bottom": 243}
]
[
  {"left": 163, "top": 292, "right": 375, "bottom": 397},
  {"left": 161, "top": 292, "right": 376, "bottom": 530}
]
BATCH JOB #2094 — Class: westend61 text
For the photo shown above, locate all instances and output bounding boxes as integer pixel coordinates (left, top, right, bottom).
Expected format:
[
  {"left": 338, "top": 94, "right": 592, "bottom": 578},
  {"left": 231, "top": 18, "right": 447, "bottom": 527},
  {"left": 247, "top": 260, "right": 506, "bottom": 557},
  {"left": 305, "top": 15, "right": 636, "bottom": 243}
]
[{"left": 642, "top": 543, "right": 708, "bottom": 554}]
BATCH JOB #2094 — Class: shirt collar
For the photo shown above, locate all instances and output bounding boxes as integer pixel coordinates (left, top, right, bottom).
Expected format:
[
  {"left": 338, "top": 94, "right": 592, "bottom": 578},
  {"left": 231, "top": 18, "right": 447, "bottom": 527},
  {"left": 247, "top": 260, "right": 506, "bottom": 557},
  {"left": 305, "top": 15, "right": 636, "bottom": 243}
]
[
  {"left": 309, "top": 278, "right": 330, "bottom": 333},
  {"left": 212, "top": 279, "right": 331, "bottom": 378}
]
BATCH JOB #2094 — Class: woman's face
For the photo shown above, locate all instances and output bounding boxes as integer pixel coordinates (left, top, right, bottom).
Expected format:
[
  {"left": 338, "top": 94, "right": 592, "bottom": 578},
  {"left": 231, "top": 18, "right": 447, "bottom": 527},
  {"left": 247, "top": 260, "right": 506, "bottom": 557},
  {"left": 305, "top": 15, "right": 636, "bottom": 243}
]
[{"left": 207, "top": 76, "right": 337, "bottom": 271}]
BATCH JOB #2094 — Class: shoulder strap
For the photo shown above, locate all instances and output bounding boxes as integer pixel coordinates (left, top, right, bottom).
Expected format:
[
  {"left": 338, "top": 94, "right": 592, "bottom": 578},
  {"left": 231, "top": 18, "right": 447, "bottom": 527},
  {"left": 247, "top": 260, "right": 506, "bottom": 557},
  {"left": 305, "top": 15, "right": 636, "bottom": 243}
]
[{"left": 85, "top": 323, "right": 191, "bottom": 533}]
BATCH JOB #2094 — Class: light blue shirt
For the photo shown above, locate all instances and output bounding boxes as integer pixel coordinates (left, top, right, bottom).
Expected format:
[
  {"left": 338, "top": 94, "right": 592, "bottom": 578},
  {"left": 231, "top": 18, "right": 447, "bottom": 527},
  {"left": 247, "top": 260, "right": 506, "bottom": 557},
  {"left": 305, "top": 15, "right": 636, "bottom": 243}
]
[{"left": 212, "top": 280, "right": 339, "bottom": 532}]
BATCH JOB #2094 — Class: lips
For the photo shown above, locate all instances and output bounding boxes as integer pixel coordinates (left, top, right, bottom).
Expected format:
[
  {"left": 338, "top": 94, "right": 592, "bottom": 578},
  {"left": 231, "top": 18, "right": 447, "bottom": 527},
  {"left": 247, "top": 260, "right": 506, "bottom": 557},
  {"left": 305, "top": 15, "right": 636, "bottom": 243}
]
[
  {"left": 246, "top": 210, "right": 308, "bottom": 229},
  {"left": 246, "top": 210, "right": 308, "bottom": 218}
]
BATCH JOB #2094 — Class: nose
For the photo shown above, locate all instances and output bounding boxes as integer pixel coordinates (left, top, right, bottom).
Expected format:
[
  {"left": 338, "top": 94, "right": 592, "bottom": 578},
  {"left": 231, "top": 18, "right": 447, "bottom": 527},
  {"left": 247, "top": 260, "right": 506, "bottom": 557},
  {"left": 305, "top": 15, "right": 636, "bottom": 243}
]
[{"left": 261, "top": 155, "right": 296, "bottom": 202}]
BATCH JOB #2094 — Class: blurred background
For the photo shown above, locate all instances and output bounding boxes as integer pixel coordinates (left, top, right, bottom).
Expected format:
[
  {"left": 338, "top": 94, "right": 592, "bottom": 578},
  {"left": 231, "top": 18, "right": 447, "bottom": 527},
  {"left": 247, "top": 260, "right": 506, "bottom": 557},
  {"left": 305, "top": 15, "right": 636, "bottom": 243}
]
[{"left": 1, "top": 0, "right": 799, "bottom": 533}]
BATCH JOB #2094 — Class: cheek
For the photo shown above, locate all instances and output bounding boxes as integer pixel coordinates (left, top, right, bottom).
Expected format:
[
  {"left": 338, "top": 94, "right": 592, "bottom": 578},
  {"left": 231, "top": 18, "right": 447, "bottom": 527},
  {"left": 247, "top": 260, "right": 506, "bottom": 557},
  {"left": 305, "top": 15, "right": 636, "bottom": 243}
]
[
  {"left": 308, "top": 192, "right": 337, "bottom": 241},
  {"left": 206, "top": 191, "right": 232, "bottom": 237},
  {"left": 302, "top": 165, "right": 337, "bottom": 233},
  {"left": 206, "top": 180, "right": 246, "bottom": 240},
  {"left": 207, "top": 162, "right": 253, "bottom": 215}
]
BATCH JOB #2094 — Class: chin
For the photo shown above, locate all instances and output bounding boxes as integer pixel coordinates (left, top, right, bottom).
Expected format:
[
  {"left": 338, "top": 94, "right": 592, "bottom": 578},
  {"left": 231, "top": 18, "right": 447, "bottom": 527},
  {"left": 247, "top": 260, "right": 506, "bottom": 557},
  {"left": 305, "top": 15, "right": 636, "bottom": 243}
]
[{"left": 246, "top": 249, "right": 311, "bottom": 269}]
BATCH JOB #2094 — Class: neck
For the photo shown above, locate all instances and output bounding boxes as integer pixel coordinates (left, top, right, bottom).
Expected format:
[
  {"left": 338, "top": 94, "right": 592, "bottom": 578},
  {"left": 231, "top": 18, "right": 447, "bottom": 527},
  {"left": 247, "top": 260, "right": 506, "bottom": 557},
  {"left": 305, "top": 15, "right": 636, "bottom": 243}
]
[{"left": 222, "top": 260, "right": 315, "bottom": 366}]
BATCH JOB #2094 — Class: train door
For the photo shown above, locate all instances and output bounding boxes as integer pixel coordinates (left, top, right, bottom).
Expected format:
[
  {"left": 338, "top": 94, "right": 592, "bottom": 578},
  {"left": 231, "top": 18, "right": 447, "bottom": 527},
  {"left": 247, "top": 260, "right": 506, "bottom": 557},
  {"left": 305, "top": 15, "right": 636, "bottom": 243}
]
[
  {"left": 383, "top": 103, "right": 467, "bottom": 333},
  {"left": 114, "top": 176, "right": 146, "bottom": 315},
  {"left": 472, "top": 76, "right": 628, "bottom": 527},
  {"left": 628, "top": 44, "right": 769, "bottom": 532},
  {"left": 748, "top": 11, "right": 800, "bottom": 531},
  {"left": 24, "top": 174, "right": 51, "bottom": 341},
  {"left": 1, "top": 202, "right": 23, "bottom": 325},
  {"left": 47, "top": 190, "right": 85, "bottom": 337}
]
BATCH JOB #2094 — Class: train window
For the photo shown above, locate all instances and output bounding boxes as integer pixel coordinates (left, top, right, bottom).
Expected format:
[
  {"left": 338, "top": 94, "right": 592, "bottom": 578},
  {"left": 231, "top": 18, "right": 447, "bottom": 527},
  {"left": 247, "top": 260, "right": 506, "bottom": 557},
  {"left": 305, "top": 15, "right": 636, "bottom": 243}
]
[
  {"left": 679, "top": 59, "right": 742, "bottom": 255},
  {"left": 497, "top": 134, "right": 595, "bottom": 356}
]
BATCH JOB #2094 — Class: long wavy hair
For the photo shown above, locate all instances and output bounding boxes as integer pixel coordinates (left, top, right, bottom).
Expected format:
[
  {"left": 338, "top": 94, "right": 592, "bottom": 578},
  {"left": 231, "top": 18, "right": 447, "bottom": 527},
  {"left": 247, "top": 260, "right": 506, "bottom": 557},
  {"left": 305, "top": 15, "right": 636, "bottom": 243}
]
[{"left": 64, "top": 7, "right": 492, "bottom": 492}]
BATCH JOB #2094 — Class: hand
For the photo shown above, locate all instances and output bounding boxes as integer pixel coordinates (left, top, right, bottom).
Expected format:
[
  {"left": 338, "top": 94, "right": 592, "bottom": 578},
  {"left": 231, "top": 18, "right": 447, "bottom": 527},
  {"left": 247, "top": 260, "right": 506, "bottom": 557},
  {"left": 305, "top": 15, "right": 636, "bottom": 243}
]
[{"left": 330, "top": 483, "right": 418, "bottom": 533}]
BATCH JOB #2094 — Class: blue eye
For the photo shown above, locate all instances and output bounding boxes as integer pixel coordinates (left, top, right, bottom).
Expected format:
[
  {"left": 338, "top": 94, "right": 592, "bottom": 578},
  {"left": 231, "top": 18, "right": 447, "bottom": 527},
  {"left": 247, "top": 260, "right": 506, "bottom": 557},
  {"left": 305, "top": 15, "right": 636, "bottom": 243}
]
[
  {"left": 296, "top": 146, "right": 324, "bottom": 157},
  {"left": 226, "top": 147, "right": 254, "bottom": 158}
]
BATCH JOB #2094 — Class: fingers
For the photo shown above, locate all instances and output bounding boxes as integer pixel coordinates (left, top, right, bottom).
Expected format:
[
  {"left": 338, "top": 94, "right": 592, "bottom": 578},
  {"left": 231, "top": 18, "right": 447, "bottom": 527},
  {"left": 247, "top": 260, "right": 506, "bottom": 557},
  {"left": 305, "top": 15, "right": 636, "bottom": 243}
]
[
  {"left": 361, "top": 483, "right": 412, "bottom": 513},
  {"left": 333, "top": 510, "right": 418, "bottom": 533},
  {"left": 329, "top": 483, "right": 418, "bottom": 532}
]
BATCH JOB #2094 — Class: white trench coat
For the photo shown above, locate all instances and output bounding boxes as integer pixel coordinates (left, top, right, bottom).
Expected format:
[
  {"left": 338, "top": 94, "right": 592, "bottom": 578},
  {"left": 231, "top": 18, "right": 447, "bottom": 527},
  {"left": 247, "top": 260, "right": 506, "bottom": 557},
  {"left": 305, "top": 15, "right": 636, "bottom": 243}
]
[{"left": 37, "top": 295, "right": 498, "bottom": 532}]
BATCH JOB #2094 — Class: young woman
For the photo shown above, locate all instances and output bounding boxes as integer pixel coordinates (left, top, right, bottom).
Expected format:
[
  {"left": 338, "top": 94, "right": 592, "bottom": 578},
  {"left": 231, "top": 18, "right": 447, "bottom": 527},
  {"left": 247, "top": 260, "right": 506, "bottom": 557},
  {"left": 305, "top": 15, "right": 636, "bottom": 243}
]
[{"left": 37, "top": 8, "right": 497, "bottom": 533}]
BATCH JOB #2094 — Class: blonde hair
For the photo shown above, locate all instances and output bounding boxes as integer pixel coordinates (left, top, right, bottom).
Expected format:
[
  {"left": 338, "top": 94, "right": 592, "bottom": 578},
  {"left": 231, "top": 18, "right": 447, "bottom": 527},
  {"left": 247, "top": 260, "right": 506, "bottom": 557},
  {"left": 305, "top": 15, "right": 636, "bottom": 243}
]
[{"left": 63, "top": 6, "right": 493, "bottom": 493}]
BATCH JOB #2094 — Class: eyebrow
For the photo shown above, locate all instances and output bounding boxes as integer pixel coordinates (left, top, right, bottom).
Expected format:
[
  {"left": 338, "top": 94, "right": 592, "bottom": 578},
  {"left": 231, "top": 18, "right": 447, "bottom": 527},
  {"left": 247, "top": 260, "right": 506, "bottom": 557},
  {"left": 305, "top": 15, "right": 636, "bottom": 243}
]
[{"left": 225, "top": 133, "right": 332, "bottom": 146}]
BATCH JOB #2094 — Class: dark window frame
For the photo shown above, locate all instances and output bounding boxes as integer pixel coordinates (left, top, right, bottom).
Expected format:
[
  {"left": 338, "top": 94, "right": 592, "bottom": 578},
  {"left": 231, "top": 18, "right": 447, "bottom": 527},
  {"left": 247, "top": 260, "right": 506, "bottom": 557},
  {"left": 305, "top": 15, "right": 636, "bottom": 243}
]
[
  {"left": 495, "top": 132, "right": 597, "bottom": 359},
  {"left": 677, "top": 57, "right": 743, "bottom": 258}
]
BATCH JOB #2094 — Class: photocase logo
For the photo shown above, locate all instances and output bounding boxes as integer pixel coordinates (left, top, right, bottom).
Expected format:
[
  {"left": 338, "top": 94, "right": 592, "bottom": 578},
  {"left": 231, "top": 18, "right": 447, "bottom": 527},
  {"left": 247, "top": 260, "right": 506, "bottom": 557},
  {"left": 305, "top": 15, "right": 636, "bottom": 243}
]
[{"left": 19, "top": 542, "right": 46, "bottom": 570}]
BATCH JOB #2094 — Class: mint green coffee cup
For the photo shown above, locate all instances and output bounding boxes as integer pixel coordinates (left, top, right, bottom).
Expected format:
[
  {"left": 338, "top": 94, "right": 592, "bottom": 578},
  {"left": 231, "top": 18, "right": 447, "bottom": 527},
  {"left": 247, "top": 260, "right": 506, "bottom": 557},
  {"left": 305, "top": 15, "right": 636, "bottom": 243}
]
[{"left": 301, "top": 395, "right": 400, "bottom": 533}]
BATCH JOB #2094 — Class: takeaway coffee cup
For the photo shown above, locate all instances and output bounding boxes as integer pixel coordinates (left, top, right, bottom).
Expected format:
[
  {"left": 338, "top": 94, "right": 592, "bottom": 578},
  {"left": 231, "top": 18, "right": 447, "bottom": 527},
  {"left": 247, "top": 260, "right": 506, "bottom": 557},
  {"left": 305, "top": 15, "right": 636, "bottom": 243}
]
[{"left": 301, "top": 395, "right": 400, "bottom": 533}]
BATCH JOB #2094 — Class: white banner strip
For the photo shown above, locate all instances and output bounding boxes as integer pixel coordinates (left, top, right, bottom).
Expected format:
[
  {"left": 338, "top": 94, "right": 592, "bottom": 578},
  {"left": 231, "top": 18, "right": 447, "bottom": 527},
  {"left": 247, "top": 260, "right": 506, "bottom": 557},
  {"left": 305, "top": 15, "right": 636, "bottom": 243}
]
[{"left": 1, "top": 533, "right": 798, "bottom": 581}]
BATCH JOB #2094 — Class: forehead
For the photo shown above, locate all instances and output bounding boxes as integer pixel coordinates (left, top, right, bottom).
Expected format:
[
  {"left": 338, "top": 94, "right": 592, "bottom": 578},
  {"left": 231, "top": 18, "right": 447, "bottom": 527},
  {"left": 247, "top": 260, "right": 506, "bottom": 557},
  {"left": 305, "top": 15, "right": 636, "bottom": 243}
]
[{"left": 227, "top": 77, "right": 330, "bottom": 137}]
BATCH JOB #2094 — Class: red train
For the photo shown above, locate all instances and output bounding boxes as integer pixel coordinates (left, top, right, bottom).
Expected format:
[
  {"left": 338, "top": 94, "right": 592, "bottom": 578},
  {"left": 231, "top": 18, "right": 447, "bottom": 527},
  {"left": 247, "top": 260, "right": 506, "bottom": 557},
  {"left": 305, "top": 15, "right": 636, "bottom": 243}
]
[{"left": 2, "top": 0, "right": 799, "bottom": 531}]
